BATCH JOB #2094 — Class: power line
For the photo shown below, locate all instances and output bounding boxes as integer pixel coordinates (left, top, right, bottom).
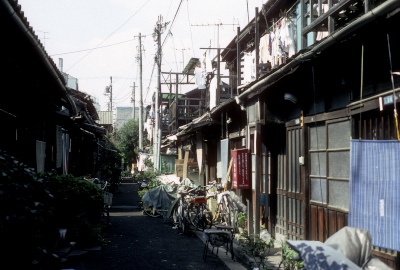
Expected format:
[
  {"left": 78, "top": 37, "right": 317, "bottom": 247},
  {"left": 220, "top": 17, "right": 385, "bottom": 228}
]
[
  {"left": 66, "top": 0, "right": 152, "bottom": 72},
  {"left": 51, "top": 38, "right": 135, "bottom": 56},
  {"left": 161, "top": 0, "right": 183, "bottom": 47},
  {"left": 186, "top": 0, "right": 195, "bottom": 57}
]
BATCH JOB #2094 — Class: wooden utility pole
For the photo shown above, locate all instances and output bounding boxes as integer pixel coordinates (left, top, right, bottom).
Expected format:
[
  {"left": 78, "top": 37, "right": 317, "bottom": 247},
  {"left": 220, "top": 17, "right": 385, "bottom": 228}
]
[
  {"left": 131, "top": 82, "right": 137, "bottom": 120},
  {"left": 153, "top": 16, "right": 168, "bottom": 171},
  {"left": 138, "top": 33, "right": 144, "bottom": 150}
]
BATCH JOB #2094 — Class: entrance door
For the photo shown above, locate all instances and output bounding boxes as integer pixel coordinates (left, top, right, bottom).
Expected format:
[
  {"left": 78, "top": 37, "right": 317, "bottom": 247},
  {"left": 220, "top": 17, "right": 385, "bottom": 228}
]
[
  {"left": 276, "top": 126, "right": 306, "bottom": 240},
  {"left": 308, "top": 119, "right": 350, "bottom": 241}
]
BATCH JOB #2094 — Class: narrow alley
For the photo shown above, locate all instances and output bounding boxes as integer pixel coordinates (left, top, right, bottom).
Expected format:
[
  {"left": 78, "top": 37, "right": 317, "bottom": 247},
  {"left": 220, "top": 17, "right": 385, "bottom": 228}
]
[{"left": 61, "top": 178, "right": 249, "bottom": 270}]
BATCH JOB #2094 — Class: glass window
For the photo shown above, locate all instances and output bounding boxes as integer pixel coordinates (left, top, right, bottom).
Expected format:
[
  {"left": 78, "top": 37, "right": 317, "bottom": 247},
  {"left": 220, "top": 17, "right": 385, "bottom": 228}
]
[
  {"left": 328, "top": 180, "right": 349, "bottom": 210},
  {"left": 310, "top": 152, "right": 326, "bottom": 176},
  {"left": 311, "top": 177, "right": 327, "bottom": 203},
  {"left": 310, "top": 124, "right": 326, "bottom": 150},
  {"left": 328, "top": 151, "right": 350, "bottom": 179},
  {"left": 248, "top": 100, "right": 256, "bottom": 123},
  {"left": 328, "top": 121, "right": 350, "bottom": 149}
]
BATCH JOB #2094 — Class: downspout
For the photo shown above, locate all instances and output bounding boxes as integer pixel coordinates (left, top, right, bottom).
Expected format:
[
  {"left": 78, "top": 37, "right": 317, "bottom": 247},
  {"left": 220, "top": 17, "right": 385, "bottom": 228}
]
[
  {"left": 235, "top": 0, "right": 400, "bottom": 105},
  {"left": 1, "top": 0, "right": 78, "bottom": 117}
]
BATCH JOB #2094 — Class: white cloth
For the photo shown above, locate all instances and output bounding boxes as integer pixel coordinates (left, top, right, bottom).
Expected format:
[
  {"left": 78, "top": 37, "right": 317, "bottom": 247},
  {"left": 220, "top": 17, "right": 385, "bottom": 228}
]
[
  {"left": 205, "top": 52, "right": 213, "bottom": 73},
  {"left": 195, "top": 66, "right": 206, "bottom": 89},
  {"left": 209, "top": 76, "right": 218, "bottom": 110}
]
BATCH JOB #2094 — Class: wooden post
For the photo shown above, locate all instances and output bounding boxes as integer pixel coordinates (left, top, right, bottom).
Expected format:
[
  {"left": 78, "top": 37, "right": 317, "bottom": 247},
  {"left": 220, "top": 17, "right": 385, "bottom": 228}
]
[
  {"left": 224, "top": 157, "right": 234, "bottom": 191},
  {"left": 183, "top": 150, "right": 189, "bottom": 179}
]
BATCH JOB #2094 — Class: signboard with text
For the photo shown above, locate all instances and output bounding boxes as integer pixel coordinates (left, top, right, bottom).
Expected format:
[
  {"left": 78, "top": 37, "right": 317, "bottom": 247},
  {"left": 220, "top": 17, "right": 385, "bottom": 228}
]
[{"left": 232, "top": 148, "right": 251, "bottom": 189}]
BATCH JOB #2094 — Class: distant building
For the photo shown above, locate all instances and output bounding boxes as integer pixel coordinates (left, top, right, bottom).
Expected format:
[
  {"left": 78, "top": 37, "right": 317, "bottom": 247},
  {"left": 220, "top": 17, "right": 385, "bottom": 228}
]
[
  {"left": 97, "top": 111, "right": 113, "bottom": 133},
  {"left": 115, "top": 107, "right": 140, "bottom": 130}
]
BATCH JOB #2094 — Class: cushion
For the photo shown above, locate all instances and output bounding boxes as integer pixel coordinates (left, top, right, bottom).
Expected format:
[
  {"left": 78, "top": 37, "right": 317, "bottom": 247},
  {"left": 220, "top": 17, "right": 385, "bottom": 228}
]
[
  {"left": 287, "top": 240, "right": 362, "bottom": 270},
  {"left": 324, "top": 226, "right": 372, "bottom": 267}
]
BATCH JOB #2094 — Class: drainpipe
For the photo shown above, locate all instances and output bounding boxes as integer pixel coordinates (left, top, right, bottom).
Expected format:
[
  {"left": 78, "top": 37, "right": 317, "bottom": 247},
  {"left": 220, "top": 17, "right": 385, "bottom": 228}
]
[
  {"left": 1, "top": 0, "right": 78, "bottom": 117},
  {"left": 235, "top": 0, "right": 400, "bottom": 105}
]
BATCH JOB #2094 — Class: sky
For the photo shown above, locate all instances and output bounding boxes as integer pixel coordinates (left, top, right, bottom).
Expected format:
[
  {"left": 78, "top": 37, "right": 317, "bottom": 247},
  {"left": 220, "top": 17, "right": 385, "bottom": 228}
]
[{"left": 18, "top": 0, "right": 264, "bottom": 111}]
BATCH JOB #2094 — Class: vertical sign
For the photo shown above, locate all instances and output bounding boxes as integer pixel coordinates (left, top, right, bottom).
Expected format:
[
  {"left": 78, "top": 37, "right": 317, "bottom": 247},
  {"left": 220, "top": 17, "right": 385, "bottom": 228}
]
[{"left": 232, "top": 148, "right": 251, "bottom": 189}]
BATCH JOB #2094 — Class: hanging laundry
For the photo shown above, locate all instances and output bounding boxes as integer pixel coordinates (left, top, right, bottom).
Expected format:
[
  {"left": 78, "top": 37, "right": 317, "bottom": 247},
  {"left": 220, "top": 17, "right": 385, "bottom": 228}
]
[
  {"left": 209, "top": 76, "right": 218, "bottom": 110},
  {"left": 205, "top": 51, "right": 213, "bottom": 73},
  {"left": 243, "top": 52, "right": 255, "bottom": 84},
  {"left": 195, "top": 66, "right": 206, "bottom": 89}
]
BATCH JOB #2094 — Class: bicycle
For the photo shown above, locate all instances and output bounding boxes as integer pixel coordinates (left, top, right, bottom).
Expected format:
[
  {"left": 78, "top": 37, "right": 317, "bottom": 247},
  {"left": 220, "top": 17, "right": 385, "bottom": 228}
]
[
  {"left": 211, "top": 189, "right": 240, "bottom": 232},
  {"left": 169, "top": 182, "right": 217, "bottom": 233}
]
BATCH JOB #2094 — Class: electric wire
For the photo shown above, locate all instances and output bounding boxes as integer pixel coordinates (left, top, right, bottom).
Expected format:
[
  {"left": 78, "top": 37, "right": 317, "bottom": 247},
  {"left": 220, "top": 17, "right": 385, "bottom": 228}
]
[
  {"left": 51, "top": 39, "right": 135, "bottom": 56},
  {"left": 186, "top": 0, "right": 195, "bottom": 57},
  {"left": 161, "top": 0, "right": 184, "bottom": 47},
  {"left": 145, "top": 62, "right": 157, "bottom": 101},
  {"left": 66, "top": 0, "right": 152, "bottom": 72}
]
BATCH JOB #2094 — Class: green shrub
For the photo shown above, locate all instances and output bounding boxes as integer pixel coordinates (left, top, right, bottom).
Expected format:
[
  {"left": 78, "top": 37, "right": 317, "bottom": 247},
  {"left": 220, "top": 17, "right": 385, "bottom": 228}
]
[
  {"left": 279, "top": 241, "right": 304, "bottom": 270},
  {"left": 41, "top": 173, "right": 105, "bottom": 246},
  {"left": 240, "top": 231, "right": 275, "bottom": 270},
  {"left": 0, "top": 151, "right": 57, "bottom": 268},
  {"left": 0, "top": 151, "right": 106, "bottom": 268},
  {"left": 237, "top": 212, "right": 247, "bottom": 229}
]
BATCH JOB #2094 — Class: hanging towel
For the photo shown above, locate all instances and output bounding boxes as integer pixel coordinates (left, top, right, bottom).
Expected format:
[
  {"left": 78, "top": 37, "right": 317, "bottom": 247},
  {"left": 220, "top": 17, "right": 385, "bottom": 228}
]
[
  {"left": 195, "top": 66, "right": 206, "bottom": 89},
  {"left": 209, "top": 76, "right": 217, "bottom": 110}
]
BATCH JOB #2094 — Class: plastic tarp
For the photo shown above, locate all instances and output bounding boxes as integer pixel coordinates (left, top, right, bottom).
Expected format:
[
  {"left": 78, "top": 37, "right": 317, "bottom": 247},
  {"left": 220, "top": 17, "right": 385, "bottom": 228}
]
[{"left": 141, "top": 185, "right": 178, "bottom": 213}]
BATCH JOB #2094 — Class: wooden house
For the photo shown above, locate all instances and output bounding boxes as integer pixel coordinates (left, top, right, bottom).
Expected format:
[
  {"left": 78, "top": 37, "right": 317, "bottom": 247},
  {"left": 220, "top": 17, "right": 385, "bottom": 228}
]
[
  {"left": 0, "top": 0, "right": 108, "bottom": 177},
  {"left": 167, "top": 0, "right": 400, "bottom": 268}
]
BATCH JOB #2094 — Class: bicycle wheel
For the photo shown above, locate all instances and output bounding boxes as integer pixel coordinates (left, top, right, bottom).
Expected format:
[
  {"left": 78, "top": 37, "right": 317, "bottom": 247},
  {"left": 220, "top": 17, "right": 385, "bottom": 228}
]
[
  {"left": 142, "top": 203, "right": 161, "bottom": 218},
  {"left": 180, "top": 209, "right": 189, "bottom": 234},
  {"left": 192, "top": 205, "right": 213, "bottom": 231},
  {"left": 221, "top": 196, "right": 232, "bottom": 226}
]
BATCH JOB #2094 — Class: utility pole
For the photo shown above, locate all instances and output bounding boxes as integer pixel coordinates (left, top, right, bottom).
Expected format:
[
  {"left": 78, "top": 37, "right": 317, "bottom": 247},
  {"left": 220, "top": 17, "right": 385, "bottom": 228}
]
[
  {"left": 153, "top": 16, "right": 169, "bottom": 172},
  {"left": 104, "top": 76, "right": 113, "bottom": 111},
  {"left": 138, "top": 33, "right": 144, "bottom": 151},
  {"left": 110, "top": 76, "right": 113, "bottom": 112},
  {"left": 130, "top": 82, "right": 137, "bottom": 120}
]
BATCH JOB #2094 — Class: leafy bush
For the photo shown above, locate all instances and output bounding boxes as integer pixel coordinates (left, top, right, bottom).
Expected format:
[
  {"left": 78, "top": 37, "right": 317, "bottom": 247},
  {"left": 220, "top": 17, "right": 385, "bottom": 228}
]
[
  {"left": 240, "top": 231, "right": 275, "bottom": 270},
  {"left": 41, "top": 173, "right": 104, "bottom": 246},
  {"left": 0, "top": 151, "right": 106, "bottom": 269},
  {"left": 237, "top": 212, "right": 247, "bottom": 229},
  {"left": 279, "top": 241, "right": 305, "bottom": 270},
  {"left": 137, "top": 175, "right": 162, "bottom": 198},
  {"left": 0, "top": 151, "right": 57, "bottom": 268}
]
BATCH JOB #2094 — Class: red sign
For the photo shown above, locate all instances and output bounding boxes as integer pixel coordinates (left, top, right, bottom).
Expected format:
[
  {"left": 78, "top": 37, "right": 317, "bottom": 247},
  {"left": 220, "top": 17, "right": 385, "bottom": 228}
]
[{"left": 232, "top": 149, "right": 251, "bottom": 189}]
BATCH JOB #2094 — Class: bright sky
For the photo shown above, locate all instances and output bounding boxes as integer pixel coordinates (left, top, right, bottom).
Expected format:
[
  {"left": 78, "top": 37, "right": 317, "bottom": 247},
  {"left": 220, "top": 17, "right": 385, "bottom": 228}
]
[{"left": 18, "top": 0, "right": 264, "bottom": 111}]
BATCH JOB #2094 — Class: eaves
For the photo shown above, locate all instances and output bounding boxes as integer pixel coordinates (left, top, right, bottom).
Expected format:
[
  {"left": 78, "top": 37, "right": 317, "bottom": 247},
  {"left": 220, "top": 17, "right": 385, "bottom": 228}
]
[{"left": 235, "top": 0, "right": 400, "bottom": 105}]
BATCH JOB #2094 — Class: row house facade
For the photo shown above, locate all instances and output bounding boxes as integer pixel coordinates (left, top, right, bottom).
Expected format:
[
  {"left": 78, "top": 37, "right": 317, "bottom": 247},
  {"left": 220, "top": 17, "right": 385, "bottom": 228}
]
[
  {"left": 1, "top": 0, "right": 109, "bottom": 177},
  {"left": 163, "top": 0, "right": 400, "bottom": 268}
]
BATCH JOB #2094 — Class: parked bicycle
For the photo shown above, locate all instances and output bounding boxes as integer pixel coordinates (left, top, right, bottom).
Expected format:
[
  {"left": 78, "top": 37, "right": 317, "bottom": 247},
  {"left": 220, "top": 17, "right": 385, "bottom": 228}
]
[
  {"left": 170, "top": 182, "right": 217, "bottom": 233},
  {"left": 210, "top": 186, "right": 246, "bottom": 233}
]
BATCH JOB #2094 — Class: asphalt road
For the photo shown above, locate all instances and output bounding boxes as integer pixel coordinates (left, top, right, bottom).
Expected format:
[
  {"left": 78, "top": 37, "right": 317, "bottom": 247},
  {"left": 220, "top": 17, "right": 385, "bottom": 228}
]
[{"left": 61, "top": 178, "right": 241, "bottom": 270}]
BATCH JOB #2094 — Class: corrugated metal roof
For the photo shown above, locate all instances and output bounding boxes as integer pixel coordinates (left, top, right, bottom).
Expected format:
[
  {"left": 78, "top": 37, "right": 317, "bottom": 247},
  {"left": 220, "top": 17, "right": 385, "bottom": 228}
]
[{"left": 96, "top": 111, "right": 113, "bottom": 125}]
